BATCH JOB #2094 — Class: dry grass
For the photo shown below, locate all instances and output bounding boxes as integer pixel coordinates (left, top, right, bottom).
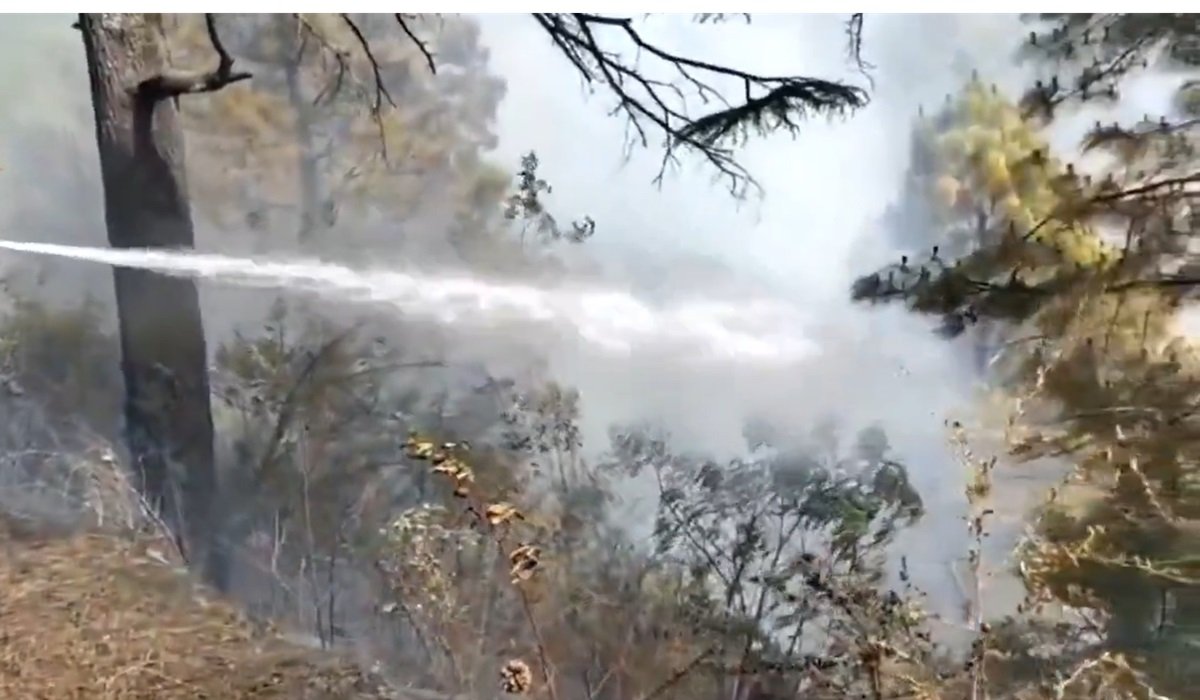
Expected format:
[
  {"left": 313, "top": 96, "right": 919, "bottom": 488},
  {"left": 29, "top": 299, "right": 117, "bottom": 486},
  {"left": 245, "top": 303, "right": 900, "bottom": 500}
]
[{"left": 0, "top": 517, "right": 393, "bottom": 699}]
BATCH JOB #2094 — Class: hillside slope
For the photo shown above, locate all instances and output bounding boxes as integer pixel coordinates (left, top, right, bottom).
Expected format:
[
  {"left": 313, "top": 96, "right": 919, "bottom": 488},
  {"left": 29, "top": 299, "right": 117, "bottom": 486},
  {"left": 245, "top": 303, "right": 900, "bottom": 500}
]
[{"left": 0, "top": 518, "right": 394, "bottom": 699}]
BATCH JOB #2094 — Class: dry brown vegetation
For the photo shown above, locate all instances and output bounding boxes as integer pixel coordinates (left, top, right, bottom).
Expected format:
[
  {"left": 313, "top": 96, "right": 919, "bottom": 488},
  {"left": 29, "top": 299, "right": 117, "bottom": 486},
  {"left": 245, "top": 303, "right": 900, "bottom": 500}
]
[{"left": 0, "top": 522, "right": 391, "bottom": 699}]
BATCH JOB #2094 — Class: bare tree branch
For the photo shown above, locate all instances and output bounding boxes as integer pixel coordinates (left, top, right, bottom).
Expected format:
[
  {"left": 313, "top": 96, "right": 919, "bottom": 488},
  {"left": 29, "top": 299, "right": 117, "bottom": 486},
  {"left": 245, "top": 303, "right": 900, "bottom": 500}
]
[
  {"left": 524, "top": 13, "right": 868, "bottom": 197},
  {"left": 338, "top": 14, "right": 398, "bottom": 162},
  {"left": 395, "top": 14, "right": 436, "bottom": 74},
  {"left": 138, "top": 14, "right": 252, "bottom": 99},
  {"left": 297, "top": 13, "right": 868, "bottom": 197},
  {"left": 845, "top": 13, "right": 875, "bottom": 90},
  {"left": 292, "top": 14, "right": 350, "bottom": 105},
  {"left": 1090, "top": 171, "right": 1200, "bottom": 204},
  {"left": 1017, "top": 170, "right": 1200, "bottom": 243},
  {"left": 338, "top": 14, "right": 395, "bottom": 114},
  {"left": 252, "top": 325, "right": 361, "bottom": 491},
  {"left": 693, "top": 14, "right": 752, "bottom": 25}
]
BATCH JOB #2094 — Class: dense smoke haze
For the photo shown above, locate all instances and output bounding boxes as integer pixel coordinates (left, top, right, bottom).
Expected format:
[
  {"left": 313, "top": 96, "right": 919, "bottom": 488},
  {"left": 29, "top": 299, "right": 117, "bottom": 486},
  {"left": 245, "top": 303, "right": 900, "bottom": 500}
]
[
  {"left": 0, "top": 12, "right": 1186, "bottom": 640},
  {"left": 0, "top": 13, "right": 1032, "bottom": 615}
]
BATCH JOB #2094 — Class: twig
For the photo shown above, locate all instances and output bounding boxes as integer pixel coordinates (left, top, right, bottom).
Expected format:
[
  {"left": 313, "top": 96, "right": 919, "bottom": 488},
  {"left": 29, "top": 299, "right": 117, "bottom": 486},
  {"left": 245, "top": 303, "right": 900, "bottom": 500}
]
[
  {"left": 252, "top": 325, "right": 362, "bottom": 490},
  {"left": 292, "top": 14, "right": 350, "bottom": 105},
  {"left": 845, "top": 14, "right": 875, "bottom": 91},
  {"left": 338, "top": 14, "right": 395, "bottom": 113},
  {"left": 638, "top": 646, "right": 716, "bottom": 700},
  {"left": 395, "top": 14, "right": 436, "bottom": 74},
  {"left": 339, "top": 13, "right": 395, "bottom": 162}
]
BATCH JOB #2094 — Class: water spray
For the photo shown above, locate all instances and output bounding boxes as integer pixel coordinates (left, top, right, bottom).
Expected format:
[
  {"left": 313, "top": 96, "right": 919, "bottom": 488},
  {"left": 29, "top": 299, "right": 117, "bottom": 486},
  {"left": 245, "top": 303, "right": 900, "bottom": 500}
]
[{"left": 0, "top": 240, "right": 816, "bottom": 365}]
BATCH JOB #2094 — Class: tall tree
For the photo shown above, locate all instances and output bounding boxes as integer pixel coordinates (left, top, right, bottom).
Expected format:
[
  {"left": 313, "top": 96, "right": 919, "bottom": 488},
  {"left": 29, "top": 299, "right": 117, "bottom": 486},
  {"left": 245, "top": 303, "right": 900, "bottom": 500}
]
[
  {"left": 852, "top": 16, "right": 1200, "bottom": 691},
  {"left": 78, "top": 13, "right": 252, "bottom": 586}
]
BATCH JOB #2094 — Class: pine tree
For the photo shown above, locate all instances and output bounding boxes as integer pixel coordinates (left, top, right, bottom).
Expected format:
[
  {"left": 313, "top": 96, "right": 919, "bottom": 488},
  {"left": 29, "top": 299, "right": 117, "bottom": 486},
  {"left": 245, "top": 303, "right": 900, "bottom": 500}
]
[{"left": 853, "top": 16, "right": 1200, "bottom": 693}]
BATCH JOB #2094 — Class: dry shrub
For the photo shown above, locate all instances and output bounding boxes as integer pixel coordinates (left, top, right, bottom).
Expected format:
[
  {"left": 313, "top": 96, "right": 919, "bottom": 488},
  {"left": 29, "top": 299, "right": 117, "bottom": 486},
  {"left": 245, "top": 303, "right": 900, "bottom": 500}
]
[{"left": 0, "top": 447, "right": 145, "bottom": 537}]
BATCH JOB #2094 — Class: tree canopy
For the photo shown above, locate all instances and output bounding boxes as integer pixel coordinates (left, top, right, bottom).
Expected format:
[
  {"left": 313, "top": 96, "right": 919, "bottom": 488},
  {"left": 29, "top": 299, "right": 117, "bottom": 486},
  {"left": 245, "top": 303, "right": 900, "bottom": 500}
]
[{"left": 853, "top": 14, "right": 1200, "bottom": 696}]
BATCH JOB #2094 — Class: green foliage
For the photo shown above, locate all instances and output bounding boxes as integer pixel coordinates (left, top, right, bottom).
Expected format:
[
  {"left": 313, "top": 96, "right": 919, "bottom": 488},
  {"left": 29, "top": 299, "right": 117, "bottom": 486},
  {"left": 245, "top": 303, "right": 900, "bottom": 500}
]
[
  {"left": 4, "top": 286, "right": 1163, "bottom": 698},
  {"left": 0, "top": 293, "right": 129, "bottom": 533},
  {"left": 853, "top": 17, "right": 1200, "bottom": 696},
  {"left": 584, "top": 420, "right": 936, "bottom": 697},
  {"left": 856, "top": 78, "right": 1128, "bottom": 336},
  {"left": 166, "top": 14, "right": 596, "bottom": 280},
  {"left": 20, "top": 12, "right": 1200, "bottom": 698}
]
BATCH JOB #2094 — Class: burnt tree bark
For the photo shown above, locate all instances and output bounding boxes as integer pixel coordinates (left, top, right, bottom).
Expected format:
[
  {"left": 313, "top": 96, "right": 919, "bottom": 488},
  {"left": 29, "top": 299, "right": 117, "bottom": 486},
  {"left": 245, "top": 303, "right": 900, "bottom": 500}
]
[{"left": 78, "top": 13, "right": 250, "bottom": 590}]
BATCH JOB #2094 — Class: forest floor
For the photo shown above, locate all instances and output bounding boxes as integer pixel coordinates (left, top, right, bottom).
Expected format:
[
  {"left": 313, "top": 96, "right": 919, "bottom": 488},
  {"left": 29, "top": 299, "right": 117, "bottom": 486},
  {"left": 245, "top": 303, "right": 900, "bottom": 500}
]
[{"left": 0, "top": 515, "right": 393, "bottom": 699}]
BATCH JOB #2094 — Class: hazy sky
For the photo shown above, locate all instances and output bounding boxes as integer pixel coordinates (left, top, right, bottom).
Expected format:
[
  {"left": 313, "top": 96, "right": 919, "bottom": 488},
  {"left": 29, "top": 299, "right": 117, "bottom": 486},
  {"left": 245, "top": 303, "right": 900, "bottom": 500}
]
[{"left": 479, "top": 15, "right": 1024, "bottom": 301}]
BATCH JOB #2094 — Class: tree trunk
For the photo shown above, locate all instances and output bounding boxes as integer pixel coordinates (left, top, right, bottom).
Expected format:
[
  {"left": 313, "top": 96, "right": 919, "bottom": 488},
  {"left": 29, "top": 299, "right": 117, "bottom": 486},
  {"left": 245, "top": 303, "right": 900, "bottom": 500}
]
[
  {"left": 78, "top": 13, "right": 224, "bottom": 588},
  {"left": 278, "top": 17, "right": 324, "bottom": 247}
]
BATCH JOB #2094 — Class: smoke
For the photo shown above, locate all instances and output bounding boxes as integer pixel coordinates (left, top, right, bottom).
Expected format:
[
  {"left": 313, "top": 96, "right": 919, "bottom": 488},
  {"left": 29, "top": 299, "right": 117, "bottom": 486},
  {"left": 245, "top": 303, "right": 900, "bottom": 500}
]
[
  {"left": 4, "top": 13, "right": 1175, "bottom": 621},
  {"left": 472, "top": 15, "right": 1022, "bottom": 446},
  {"left": 476, "top": 15, "right": 1033, "bottom": 599},
  {"left": 0, "top": 13, "right": 1024, "bottom": 607},
  {"left": 469, "top": 14, "right": 1186, "bottom": 616},
  {"left": 477, "top": 15, "right": 1191, "bottom": 624}
]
